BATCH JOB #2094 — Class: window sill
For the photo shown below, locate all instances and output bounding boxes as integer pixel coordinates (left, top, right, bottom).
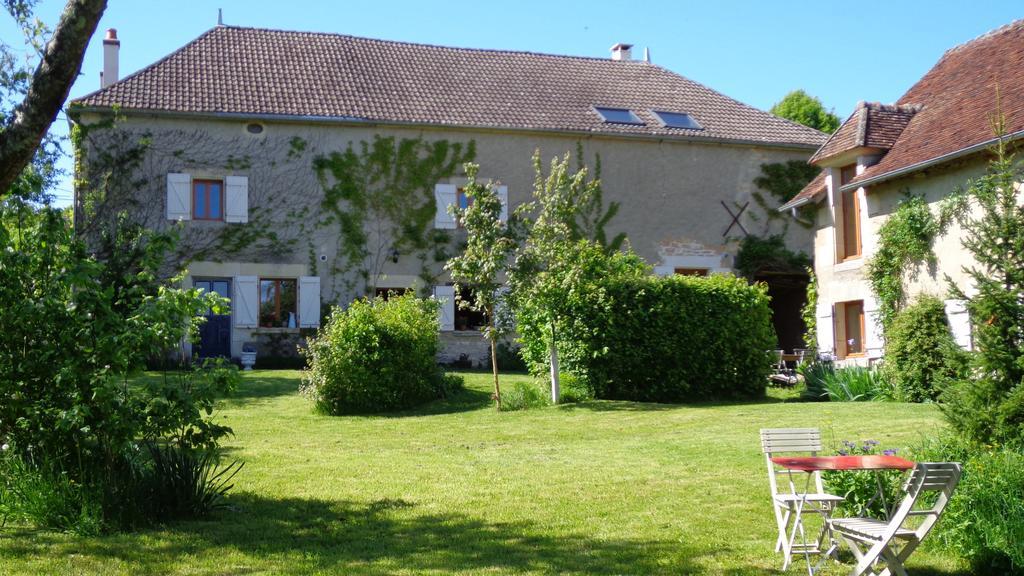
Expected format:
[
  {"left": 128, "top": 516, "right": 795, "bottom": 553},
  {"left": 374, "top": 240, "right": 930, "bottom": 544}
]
[
  {"left": 833, "top": 258, "right": 863, "bottom": 272},
  {"left": 251, "top": 327, "right": 302, "bottom": 334},
  {"left": 446, "top": 329, "right": 486, "bottom": 337}
]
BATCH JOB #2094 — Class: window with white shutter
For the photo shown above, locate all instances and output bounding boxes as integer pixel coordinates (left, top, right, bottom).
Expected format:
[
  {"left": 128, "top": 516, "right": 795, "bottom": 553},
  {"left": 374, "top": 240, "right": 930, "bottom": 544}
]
[
  {"left": 225, "top": 175, "right": 249, "bottom": 223},
  {"left": 496, "top": 185, "right": 508, "bottom": 224},
  {"left": 945, "top": 299, "right": 973, "bottom": 350},
  {"left": 433, "top": 285, "right": 455, "bottom": 331},
  {"left": 434, "top": 184, "right": 457, "bottom": 229},
  {"left": 167, "top": 173, "right": 191, "bottom": 220},
  {"left": 233, "top": 276, "right": 259, "bottom": 328},
  {"left": 298, "top": 276, "right": 321, "bottom": 328},
  {"left": 817, "top": 303, "right": 835, "bottom": 357}
]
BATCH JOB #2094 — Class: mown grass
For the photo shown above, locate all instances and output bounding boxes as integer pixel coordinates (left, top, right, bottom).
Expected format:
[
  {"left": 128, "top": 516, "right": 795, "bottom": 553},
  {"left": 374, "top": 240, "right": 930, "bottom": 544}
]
[{"left": 0, "top": 371, "right": 968, "bottom": 575}]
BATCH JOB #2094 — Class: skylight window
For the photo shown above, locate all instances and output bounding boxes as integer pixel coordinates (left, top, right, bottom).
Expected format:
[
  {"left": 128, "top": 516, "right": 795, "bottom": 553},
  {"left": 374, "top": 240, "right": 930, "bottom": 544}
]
[
  {"left": 594, "top": 107, "right": 644, "bottom": 125},
  {"left": 652, "top": 111, "right": 703, "bottom": 130}
]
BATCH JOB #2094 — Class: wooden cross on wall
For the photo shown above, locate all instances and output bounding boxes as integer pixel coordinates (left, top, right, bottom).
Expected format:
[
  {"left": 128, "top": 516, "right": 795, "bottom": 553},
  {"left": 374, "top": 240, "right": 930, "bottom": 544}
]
[{"left": 721, "top": 201, "right": 749, "bottom": 237}]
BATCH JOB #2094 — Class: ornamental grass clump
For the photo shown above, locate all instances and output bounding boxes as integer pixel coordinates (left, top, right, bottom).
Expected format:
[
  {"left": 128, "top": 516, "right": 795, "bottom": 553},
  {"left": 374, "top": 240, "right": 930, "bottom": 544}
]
[{"left": 302, "top": 293, "right": 450, "bottom": 415}]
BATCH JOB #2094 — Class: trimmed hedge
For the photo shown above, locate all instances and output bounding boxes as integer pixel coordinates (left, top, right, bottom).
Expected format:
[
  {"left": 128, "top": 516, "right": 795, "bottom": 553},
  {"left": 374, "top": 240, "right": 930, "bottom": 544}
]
[
  {"left": 556, "top": 274, "right": 775, "bottom": 402},
  {"left": 301, "top": 294, "right": 449, "bottom": 414}
]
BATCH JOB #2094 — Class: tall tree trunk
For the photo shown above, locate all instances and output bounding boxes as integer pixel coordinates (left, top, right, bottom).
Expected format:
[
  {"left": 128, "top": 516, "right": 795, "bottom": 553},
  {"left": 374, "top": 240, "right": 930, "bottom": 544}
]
[
  {"left": 549, "top": 321, "right": 560, "bottom": 403},
  {"left": 488, "top": 309, "right": 501, "bottom": 410},
  {"left": 0, "top": 0, "right": 107, "bottom": 195}
]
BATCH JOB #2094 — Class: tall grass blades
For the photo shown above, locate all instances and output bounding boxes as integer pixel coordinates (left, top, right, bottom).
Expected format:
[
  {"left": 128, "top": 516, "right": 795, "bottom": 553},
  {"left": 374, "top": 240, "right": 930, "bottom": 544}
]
[
  {"left": 145, "top": 445, "right": 243, "bottom": 519},
  {"left": 820, "top": 366, "right": 889, "bottom": 401}
]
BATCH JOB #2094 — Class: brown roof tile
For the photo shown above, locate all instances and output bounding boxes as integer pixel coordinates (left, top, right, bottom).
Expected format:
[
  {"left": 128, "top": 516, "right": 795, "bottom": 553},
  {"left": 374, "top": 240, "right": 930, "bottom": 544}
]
[
  {"left": 853, "top": 20, "right": 1024, "bottom": 186},
  {"left": 809, "top": 102, "right": 919, "bottom": 164},
  {"left": 73, "top": 26, "right": 827, "bottom": 148}
]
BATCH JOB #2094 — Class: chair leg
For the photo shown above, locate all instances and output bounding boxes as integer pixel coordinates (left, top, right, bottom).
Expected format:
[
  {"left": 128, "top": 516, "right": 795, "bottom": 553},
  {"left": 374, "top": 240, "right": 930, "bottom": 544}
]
[
  {"left": 775, "top": 506, "right": 790, "bottom": 552},
  {"left": 878, "top": 546, "right": 908, "bottom": 576}
]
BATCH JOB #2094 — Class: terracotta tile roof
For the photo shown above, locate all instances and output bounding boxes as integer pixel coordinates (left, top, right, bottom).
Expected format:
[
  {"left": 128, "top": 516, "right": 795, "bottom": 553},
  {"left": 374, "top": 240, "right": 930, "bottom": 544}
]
[
  {"left": 72, "top": 26, "right": 826, "bottom": 148},
  {"left": 809, "top": 102, "right": 920, "bottom": 164},
  {"left": 852, "top": 20, "right": 1024, "bottom": 185},
  {"left": 782, "top": 169, "right": 827, "bottom": 208}
]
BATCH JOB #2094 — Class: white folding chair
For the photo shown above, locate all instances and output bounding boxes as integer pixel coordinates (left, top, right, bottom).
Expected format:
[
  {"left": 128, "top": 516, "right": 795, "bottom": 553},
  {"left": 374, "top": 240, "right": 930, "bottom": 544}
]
[
  {"left": 760, "top": 428, "right": 845, "bottom": 570},
  {"left": 827, "top": 462, "right": 961, "bottom": 576}
]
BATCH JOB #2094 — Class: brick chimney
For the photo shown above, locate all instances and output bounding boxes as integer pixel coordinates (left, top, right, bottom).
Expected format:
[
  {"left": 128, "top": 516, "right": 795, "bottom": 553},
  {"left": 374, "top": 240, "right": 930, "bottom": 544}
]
[
  {"left": 610, "top": 42, "right": 633, "bottom": 61},
  {"left": 101, "top": 28, "right": 119, "bottom": 88}
]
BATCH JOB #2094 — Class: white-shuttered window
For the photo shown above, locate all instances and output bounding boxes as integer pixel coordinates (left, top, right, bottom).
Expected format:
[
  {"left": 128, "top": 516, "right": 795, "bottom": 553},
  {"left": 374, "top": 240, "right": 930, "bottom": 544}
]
[
  {"left": 434, "top": 184, "right": 457, "bottom": 229},
  {"left": 166, "top": 173, "right": 248, "bottom": 223},
  {"left": 233, "top": 276, "right": 259, "bottom": 328},
  {"left": 433, "top": 285, "right": 455, "bottom": 331}
]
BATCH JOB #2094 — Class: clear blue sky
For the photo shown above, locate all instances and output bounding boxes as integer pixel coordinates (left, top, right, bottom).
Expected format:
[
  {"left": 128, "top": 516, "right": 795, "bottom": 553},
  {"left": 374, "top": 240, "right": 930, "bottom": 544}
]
[{"left": 6, "top": 0, "right": 1022, "bottom": 205}]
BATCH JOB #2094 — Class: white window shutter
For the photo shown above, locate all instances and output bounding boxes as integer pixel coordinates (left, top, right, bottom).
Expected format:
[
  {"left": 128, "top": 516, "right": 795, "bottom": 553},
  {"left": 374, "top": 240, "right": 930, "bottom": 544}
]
[
  {"left": 225, "top": 175, "right": 249, "bottom": 223},
  {"left": 816, "top": 303, "right": 835, "bottom": 356},
  {"left": 945, "top": 299, "right": 972, "bottom": 350},
  {"left": 299, "top": 276, "right": 321, "bottom": 328},
  {"left": 233, "top": 276, "right": 258, "bottom": 328},
  {"left": 434, "top": 184, "right": 457, "bottom": 229},
  {"left": 864, "top": 308, "right": 883, "bottom": 356},
  {"left": 434, "top": 285, "right": 455, "bottom": 331},
  {"left": 166, "top": 173, "right": 191, "bottom": 220},
  {"left": 496, "top": 185, "right": 509, "bottom": 223}
]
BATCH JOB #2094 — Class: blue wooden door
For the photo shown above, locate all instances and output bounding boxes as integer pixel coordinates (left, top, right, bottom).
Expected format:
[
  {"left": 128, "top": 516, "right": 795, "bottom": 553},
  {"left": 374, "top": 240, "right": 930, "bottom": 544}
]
[{"left": 194, "top": 279, "right": 232, "bottom": 358}]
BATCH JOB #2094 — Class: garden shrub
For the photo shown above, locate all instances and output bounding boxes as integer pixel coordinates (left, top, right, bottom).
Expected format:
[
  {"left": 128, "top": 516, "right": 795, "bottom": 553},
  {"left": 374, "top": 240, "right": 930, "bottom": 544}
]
[
  {"left": 557, "top": 373, "right": 593, "bottom": 404},
  {"left": 490, "top": 340, "right": 529, "bottom": 373},
  {"left": 546, "top": 274, "right": 774, "bottom": 403},
  {"left": 0, "top": 201, "right": 241, "bottom": 533},
  {"left": 302, "top": 293, "right": 448, "bottom": 414},
  {"left": 883, "top": 295, "right": 969, "bottom": 402},
  {"left": 501, "top": 381, "right": 550, "bottom": 411},
  {"left": 798, "top": 359, "right": 833, "bottom": 401},
  {"left": 824, "top": 439, "right": 904, "bottom": 519},
  {"left": 914, "top": 436, "right": 1024, "bottom": 574}
]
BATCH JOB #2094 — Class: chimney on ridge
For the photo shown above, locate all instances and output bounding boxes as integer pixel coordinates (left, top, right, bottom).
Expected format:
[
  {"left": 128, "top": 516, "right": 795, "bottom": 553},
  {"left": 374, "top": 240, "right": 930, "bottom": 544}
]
[
  {"left": 101, "top": 28, "right": 119, "bottom": 88},
  {"left": 610, "top": 42, "right": 633, "bottom": 61}
]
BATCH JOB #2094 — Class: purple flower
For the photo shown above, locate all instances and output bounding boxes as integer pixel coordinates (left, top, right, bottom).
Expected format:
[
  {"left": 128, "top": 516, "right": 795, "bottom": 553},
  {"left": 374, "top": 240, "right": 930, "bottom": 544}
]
[
  {"left": 838, "top": 449, "right": 849, "bottom": 456},
  {"left": 866, "top": 440, "right": 879, "bottom": 446},
  {"left": 883, "top": 449, "right": 897, "bottom": 456}
]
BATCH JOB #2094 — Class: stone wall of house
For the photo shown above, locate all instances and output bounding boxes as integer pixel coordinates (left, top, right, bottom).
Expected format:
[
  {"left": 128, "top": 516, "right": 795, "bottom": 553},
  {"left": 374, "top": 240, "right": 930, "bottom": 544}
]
[
  {"left": 810, "top": 157, "right": 989, "bottom": 363},
  {"left": 77, "top": 112, "right": 816, "bottom": 359}
]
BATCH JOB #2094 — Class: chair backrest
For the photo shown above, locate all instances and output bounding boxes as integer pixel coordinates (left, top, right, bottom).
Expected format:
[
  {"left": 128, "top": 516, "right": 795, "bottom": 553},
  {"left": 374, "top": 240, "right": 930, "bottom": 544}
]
[
  {"left": 884, "top": 462, "right": 961, "bottom": 543},
  {"left": 760, "top": 428, "right": 826, "bottom": 495}
]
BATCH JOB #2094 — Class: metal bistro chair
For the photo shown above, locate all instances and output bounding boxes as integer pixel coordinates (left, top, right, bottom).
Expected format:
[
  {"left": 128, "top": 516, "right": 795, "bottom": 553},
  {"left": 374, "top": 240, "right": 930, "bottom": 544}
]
[
  {"left": 828, "top": 462, "right": 962, "bottom": 576},
  {"left": 760, "top": 428, "right": 844, "bottom": 570}
]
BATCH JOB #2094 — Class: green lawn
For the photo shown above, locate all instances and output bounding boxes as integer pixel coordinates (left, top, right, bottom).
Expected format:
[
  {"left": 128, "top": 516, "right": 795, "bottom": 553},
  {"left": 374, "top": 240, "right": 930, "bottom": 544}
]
[{"left": 0, "top": 371, "right": 968, "bottom": 575}]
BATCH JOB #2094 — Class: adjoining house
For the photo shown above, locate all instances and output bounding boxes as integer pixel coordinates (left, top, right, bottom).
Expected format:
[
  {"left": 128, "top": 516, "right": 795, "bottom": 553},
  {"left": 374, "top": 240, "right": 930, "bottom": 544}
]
[
  {"left": 781, "top": 20, "right": 1024, "bottom": 363},
  {"left": 71, "top": 25, "right": 826, "bottom": 364}
]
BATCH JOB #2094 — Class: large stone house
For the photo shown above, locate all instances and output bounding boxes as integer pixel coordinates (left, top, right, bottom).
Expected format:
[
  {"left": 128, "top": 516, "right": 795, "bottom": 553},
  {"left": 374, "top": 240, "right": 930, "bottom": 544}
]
[
  {"left": 780, "top": 20, "right": 1024, "bottom": 363},
  {"left": 72, "top": 25, "right": 825, "bottom": 363}
]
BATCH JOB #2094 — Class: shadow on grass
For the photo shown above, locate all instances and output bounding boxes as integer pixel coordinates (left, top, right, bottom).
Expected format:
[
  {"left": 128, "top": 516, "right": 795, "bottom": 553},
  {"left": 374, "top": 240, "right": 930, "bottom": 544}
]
[
  {"left": 225, "top": 373, "right": 302, "bottom": 405},
  {"left": 0, "top": 495, "right": 712, "bottom": 575},
  {"left": 556, "top": 394, "right": 788, "bottom": 413}
]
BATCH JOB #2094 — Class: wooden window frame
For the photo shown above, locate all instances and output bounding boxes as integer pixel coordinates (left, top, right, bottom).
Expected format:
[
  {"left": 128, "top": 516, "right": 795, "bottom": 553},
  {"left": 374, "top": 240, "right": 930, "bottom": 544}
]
[
  {"left": 836, "top": 165, "right": 862, "bottom": 261},
  {"left": 192, "top": 178, "right": 225, "bottom": 221},
  {"left": 258, "top": 278, "right": 297, "bottom": 328},
  {"left": 836, "top": 300, "right": 866, "bottom": 358},
  {"left": 674, "top": 268, "right": 709, "bottom": 276}
]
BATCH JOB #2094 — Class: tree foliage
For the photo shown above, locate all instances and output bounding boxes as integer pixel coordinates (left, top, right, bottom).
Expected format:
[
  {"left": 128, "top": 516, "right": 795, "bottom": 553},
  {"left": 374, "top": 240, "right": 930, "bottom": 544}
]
[
  {"left": 941, "top": 121, "right": 1024, "bottom": 446},
  {"left": 507, "top": 151, "right": 637, "bottom": 393},
  {"left": 446, "top": 163, "right": 519, "bottom": 409},
  {"left": 770, "top": 89, "right": 840, "bottom": 134}
]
